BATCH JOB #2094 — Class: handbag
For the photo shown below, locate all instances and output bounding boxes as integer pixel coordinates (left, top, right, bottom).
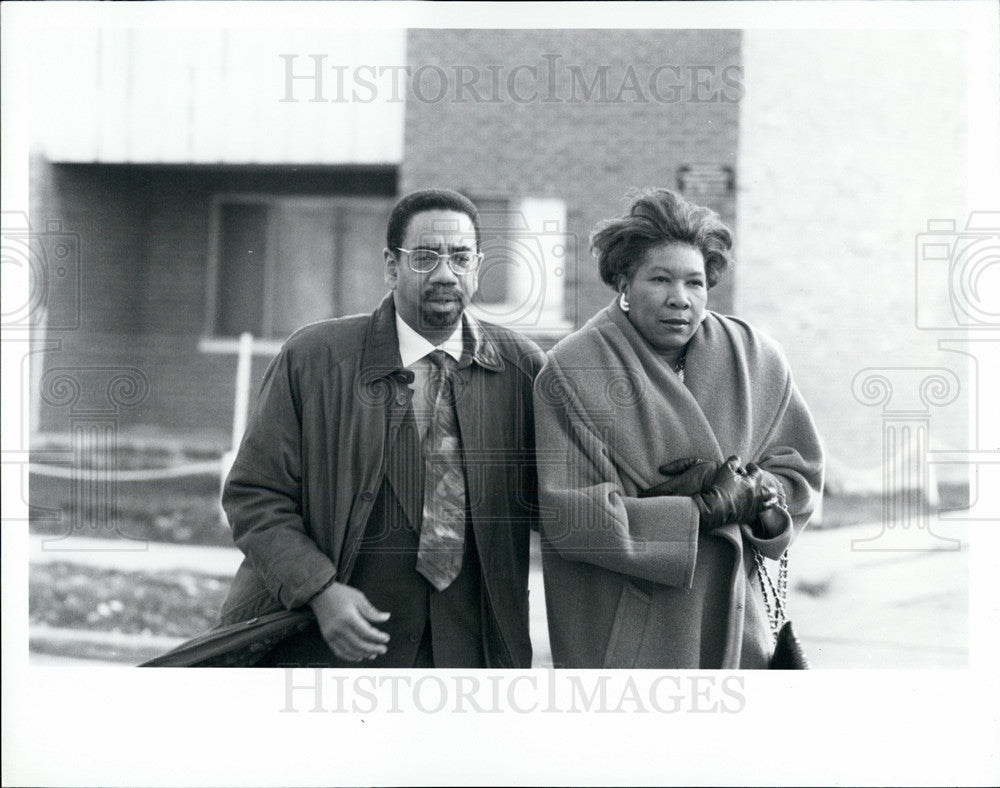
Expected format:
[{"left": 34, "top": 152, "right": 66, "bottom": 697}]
[
  {"left": 753, "top": 547, "right": 810, "bottom": 670},
  {"left": 138, "top": 608, "right": 314, "bottom": 667}
]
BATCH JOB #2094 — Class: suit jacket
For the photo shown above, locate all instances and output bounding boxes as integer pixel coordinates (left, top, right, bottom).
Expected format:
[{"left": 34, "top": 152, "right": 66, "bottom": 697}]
[
  {"left": 533, "top": 302, "right": 824, "bottom": 668},
  {"left": 218, "top": 294, "right": 544, "bottom": 668}
]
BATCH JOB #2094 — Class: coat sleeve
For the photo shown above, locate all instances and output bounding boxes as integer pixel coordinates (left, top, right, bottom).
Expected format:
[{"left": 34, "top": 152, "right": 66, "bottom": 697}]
[
  {"left": 742, "top": 371, "right": 825, "bottom": 560},
  {"left": 534, "top": 358, "right": 700, "bottom": 588},
  {"left": 221, "top": 347, "right": 338, "bottom": 610}
]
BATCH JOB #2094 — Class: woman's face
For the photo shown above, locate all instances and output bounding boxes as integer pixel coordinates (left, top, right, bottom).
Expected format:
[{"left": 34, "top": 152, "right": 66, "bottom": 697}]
[{"left": 622, "top": 243, "right": 708, "bottom": 357}]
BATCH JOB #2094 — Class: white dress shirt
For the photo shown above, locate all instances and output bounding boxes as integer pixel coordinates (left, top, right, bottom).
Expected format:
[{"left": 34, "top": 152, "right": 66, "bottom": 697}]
[{"left": 395, "top": 313, "right": 463, "bottom": 439}]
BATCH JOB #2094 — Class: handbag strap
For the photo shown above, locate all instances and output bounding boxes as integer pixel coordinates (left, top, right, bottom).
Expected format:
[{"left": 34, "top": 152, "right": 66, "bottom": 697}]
[{"left": 753, "top": 547, "right": 789, "bottom": 640}]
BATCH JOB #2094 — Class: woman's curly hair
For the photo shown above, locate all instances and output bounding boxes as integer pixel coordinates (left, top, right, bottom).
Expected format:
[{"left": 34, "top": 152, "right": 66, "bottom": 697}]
[{"left": 591, "top": 188, "right": 734, "bottom": 290}]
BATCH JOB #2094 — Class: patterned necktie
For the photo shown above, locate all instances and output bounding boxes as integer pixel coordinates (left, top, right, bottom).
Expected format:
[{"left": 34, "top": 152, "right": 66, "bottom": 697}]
[{"left": 416, "top": 350, "right": 467, "bottom": 591}]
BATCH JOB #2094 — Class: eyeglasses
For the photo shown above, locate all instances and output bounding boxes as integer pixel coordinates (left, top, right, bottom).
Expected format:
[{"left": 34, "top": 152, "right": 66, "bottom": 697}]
[{"left": 395, "top": 247, "right": 483, "bottom": 274}]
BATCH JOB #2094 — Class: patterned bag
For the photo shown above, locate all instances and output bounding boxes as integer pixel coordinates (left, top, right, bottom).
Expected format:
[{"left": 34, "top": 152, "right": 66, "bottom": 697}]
[{"left": 753, "top": 548, "right": 810, "bottom": 670}]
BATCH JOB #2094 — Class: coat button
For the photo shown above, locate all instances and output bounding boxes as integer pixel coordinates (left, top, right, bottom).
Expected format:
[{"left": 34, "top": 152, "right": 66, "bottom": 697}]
[
  {"left": 361, "top": 490, "right": 374, "bottom": 502},
  {"left": 395, "top": 393, "right": 408, "bottom": 405},
  {"left": 409, "top": 633, "right": 420, "bottom": 644}
]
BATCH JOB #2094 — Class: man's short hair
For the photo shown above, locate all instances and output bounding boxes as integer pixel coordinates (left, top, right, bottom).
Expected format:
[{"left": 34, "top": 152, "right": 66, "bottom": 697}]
[{"left": 386, "top": 189, "right": 482, "bottom": 253}]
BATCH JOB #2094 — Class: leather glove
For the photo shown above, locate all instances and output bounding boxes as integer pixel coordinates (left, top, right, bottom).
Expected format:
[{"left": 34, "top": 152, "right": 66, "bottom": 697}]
[
  {"left": 745, "top": 462, "right": 787, "bottom": 510},
  {"left": 639, "top": 457, "right": 721, "bottom": 498},
  {"left": 747, "top": 463, "right": 788, "bottom": 538},
  {"left": 694, "top": 456, "right": 772, "bottom": 532}
]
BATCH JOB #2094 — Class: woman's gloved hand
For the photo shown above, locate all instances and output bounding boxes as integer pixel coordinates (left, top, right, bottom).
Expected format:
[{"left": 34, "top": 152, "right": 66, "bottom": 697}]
[
  {"left": 746, "top": 462, "right": 787, "bottom": 510},
  {"left": 638, "top": 457, "right": 721, "bottom": 498},
  {"left": 747, "top": 463, "right": 788, "bottom": 538},
  {"left": 694, "top": 456, "right": 773, "bottom": 531}
]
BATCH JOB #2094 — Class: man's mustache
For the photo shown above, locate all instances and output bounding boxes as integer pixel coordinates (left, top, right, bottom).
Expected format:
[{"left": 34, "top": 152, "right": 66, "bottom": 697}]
[{"left": 423, "top": 286, "right": 462, "bottom": 300}]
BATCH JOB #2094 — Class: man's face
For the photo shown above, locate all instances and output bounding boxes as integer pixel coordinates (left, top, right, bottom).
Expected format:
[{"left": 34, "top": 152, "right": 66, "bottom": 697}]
[{"left": 385, "top": 209, "right": 479, "bottom": 338}]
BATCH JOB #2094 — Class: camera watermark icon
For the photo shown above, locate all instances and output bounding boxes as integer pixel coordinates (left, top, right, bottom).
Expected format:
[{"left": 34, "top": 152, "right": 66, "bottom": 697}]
[
  {"left": 36, "top": 365, "right": 150, "bottom": 548},
  {"left": 935, "top": 337, "right": 1000, "bottom": 523},
  {"left": 472, "top": 203, "right": 577, "bottom": 334},
  {"left": 900, "top": 210, "right": 1000, "bottom": 536},
  {"left": 1, "top": 211, "right": 81, "bottom": 331},
  {"left": 405, "top": 203, "right": 577, "bottom": 335},
  {"left": 915, "top": 212, "right": 1000, "bottom": 330}
]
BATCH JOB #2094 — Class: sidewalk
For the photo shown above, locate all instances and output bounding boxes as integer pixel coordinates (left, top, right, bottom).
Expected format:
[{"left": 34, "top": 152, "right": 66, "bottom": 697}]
[
  {"left": 788, "top": 519, "right": 969, "bottom": 668},
  {"left": 29, "top": 519, "right": 970, "bottom": 669}
]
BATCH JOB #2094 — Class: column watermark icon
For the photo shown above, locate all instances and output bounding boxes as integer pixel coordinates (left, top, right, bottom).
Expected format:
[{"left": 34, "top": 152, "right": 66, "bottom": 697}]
[
  {"left": 38, "top": 365, "right": 150, "bottom": 548},
  {"left": 918, "top": 212, "right": 1000, "bottom": 529},
  {"left": 851, "top": 367, "right": 961, "bottom": 551},
  {"left": 2, "top": 212, "right": 79, "bottom": 535}
]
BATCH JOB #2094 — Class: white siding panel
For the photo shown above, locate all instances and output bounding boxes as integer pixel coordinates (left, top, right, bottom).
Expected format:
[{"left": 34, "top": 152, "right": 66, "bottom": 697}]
[
  {"left": 737, "top": 30, "right": 969, "bottom": 487},
  {"left": 131, "top": 30, "right": 185, "bottom": 161},
  {"left": 95, "top": 28, "right": 133, "bottom": 161},
  {"left": 219, "top": 30, "right": 259, "bottom": 163},
  {"left": 36, "top": 27, "right": 405, "bottom": 165},
  {"left": 36, "top": 28, "right": 101, "bottom": 161},
  {"left": 189, "top": 28, "right": 227, "bottom": 162}
]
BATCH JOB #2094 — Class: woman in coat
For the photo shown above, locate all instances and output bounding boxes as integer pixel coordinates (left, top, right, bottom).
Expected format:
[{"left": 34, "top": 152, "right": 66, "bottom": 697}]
[{"left": 534, "top": 188, "right": 824, "bottom": 669}]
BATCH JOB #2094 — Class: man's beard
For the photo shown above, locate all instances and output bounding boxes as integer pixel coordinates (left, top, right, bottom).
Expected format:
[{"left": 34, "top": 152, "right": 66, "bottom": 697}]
[{"left": 420, "top": 288, "right": 464, "bottom": 329}]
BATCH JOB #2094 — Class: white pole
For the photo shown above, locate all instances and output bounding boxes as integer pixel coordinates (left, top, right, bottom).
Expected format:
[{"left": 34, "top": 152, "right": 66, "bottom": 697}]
[
  {"left": 231, "top": 331, "right": 254, "bottom": 453},
  {"left": 220, "top": 332, "right": 254, "bottom": 527}
]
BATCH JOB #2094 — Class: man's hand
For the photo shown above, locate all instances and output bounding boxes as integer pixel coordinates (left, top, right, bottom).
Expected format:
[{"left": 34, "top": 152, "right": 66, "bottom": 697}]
[
  {"left": 309, "top": 581, "right": 390, "bottom": 662},
  {"left": 694, "top": 456, "right": 772, "bottom": 532}
]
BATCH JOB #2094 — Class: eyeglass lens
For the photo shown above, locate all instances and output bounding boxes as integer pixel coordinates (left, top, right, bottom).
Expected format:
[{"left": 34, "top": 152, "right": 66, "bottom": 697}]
[{"left": 407, "top": 249, "right": 479, "bottom": 273}]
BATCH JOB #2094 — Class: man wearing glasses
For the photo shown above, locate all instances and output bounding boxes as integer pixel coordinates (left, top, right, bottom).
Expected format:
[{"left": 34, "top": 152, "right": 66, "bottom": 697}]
[{"left": 218, "top": 189, "right": 543, "bottom": 668}]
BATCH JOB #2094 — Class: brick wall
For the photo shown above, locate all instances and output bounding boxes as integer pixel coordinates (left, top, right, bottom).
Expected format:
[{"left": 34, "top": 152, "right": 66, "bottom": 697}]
[
  {"left": 402, "top": 30, "right": 742, "bottom": 328},
  {"left": 30, "top": 29, "right": 744, "bottom": 440}
]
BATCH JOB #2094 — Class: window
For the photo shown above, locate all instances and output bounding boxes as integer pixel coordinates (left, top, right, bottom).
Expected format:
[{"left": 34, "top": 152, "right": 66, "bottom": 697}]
[
  {"left": 468, "top": 196, "right": 573, "bottom": 336},
  {"left": 214, "top": 202, "right": 269, "bottom": 337},
  {"left": 206, "top": 195, "right": 393, "bottom": 344}
]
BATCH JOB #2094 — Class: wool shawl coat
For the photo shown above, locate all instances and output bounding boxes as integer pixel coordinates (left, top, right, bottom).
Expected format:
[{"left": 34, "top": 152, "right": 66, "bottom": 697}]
[{"left": 533, "top": 302, "right": 824, "bottom": 669}]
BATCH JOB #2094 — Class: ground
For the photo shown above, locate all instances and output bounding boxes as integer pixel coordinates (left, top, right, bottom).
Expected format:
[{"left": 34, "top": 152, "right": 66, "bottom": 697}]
[{"left": 27, "top": 462, "right": 971, "bottom": 668}]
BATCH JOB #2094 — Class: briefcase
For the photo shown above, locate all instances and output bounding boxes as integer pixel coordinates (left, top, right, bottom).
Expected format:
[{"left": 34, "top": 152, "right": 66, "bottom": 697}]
[{"left": 139, "top": 609, "right": 313, "bottom": 667}]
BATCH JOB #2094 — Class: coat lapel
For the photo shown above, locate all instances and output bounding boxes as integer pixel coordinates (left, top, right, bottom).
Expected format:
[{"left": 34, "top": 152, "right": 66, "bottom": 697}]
[
  {"left": 451, "top": 315, "right": 504, "bottom": 561},
  {"left": 384, "top": 407, "right": 425, "bottom": 532},
  {"left": 684, "top": 315, "right": 753, "bottom": 458},
  {"left": 599, "top": 305, "right": 725, "bottom": 485},
  {"left": 453, "top": 364, "right": 493, "bottom": 559},
  {"left": 341, "top": 296, "right": 410, "bottom": 573}
]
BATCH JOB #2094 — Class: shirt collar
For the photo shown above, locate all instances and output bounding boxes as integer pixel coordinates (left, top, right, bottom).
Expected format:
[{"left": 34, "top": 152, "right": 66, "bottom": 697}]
[
  {"left": 359, "top": 294, "right": 506, "bottom": 381},
  {"left": 395, "top": 312, "right": 464, "bottom": 368}
]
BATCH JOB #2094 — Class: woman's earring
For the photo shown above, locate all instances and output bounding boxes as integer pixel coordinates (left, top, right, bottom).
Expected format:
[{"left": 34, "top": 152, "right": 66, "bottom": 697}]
[{"left": 619, "top": 291, "right": 630, "bottom": 312}]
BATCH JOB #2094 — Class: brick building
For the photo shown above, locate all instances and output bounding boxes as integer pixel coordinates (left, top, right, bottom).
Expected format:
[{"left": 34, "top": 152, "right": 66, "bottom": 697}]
[
  {"left": 29, "top": 28, "right": 740, "bottom": 447},
  {"left": 27, "top": 26, "right": 970, "bottom": 489},
  {"left": 401, "top": 29, "right": 739, "bottom": 329}
]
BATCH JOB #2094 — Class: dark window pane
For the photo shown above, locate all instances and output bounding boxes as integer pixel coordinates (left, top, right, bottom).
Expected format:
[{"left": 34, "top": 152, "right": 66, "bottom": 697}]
[
  {"left": 271, "top": 203, "right": 338, "bottom": 337},
  {"left": 215, "top": 203, "right": 267, "bottom": 336}
]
